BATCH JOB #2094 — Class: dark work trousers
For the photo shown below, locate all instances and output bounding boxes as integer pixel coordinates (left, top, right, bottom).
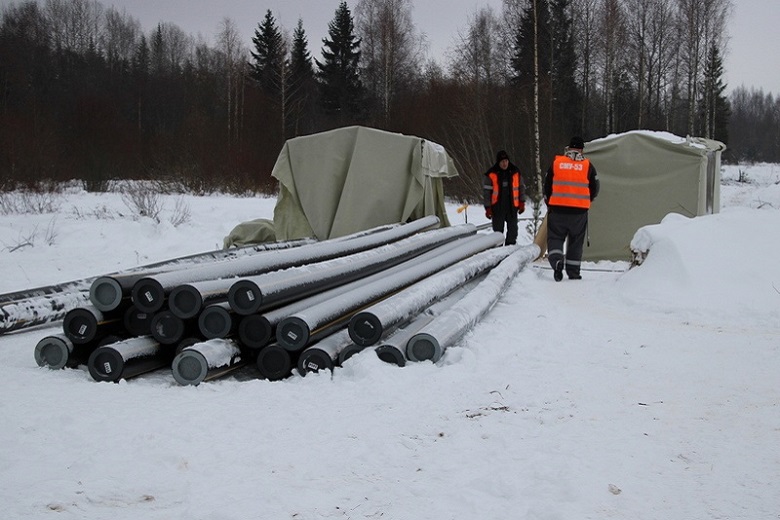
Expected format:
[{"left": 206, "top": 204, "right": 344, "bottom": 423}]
[
  {"left": 491, "top": 205, "right": 518, "bottom": 246},
  {"left": 547, "top": 211, "right": 588, "bottom": 276}
]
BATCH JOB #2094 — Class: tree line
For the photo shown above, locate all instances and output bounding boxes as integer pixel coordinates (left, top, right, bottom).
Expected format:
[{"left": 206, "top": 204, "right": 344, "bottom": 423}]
[{"left": 1, "top": 0, "right": 776, "bottom": 203}]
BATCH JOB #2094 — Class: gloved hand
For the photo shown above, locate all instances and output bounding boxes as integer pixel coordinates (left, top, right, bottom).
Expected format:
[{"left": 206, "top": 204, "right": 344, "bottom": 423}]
[
  {"left": 485, "top": 207, "right": 492, "bottom": 219},
  {"left": 518, "top": 202, "right": 525, "bottom": 214}
]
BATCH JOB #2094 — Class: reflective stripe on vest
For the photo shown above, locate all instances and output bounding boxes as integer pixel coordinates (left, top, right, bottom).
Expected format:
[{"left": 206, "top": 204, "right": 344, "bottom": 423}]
[
  {"left": 548, "top": 156, "right": 591, "bottom": 209},
  {"left": 487, "top": 171, "right": 522, "bottom": 208}
]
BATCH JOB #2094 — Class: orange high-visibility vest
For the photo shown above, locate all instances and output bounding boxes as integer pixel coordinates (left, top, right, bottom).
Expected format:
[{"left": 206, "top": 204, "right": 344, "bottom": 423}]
[
  {"left": 548, "top": 156, "right": 591, "bottom": 209},
  {"left": 487, "top": 171, "right": 522, "bottom": 208}
]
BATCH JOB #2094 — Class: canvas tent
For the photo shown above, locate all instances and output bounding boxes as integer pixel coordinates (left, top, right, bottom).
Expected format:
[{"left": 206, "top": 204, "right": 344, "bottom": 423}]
[
  {"left": 271, "top": 126, "right": 459, "bottom": 241},
  {"left": 582, "top": 130, "right": 725, "bottom": 261}
]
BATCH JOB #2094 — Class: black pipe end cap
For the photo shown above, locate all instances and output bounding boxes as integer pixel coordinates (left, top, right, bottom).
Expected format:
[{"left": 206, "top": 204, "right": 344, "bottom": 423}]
[
  {"left": 348, "top": 312, "right": 383, "bottom": 346},
  {"left": 256, "top": 345, "right": 292, "bottom": 381},
  {"left": 169, "top": 285, "right": 203, "bottom": 320},
  {"left": 63, "top": 307, "right": 100, "bottom": 344},
  {"left": 406, "top": 333, "right": 441, "bottom": 362},
  {"left": 277, "top": 317, "right": 310, "bottom": 352},
  {"left": 123, "top": 306, "right": 154, "bottom": 336},
  {"left": 34, "top": 335, "right": 72, "bottom": 370},
  {"left": 172, "top": 349, "right": 208, "bottom": 386},
  {"left": 337, "top": 343, "right": 365, "bottom": 365},
  {"left": 151, "top": 311, "right": 186, "bottom": 345},
  {"left": 198, "top": 305, "right": 232, "bottom": 339},
  {"left": 90, "top": 277, "right": 123, "bottom": 312},
  {"left": 132, "top": 277, "right": 166, "bottom": 313},
  {"left": 88, "top": 346, "right": 124, "bottom": 382},
  {"left": 228, "top": 280, "right": 263, "bottom": 315},
  {"left": 237, "top": 314, "right": 273, "bottom": 349},
  {"left": 375, "top": 345, "right": 406, "bottom": 367},
  {"left": 298, "top": 348, "right": 333, "bottom": 376}
]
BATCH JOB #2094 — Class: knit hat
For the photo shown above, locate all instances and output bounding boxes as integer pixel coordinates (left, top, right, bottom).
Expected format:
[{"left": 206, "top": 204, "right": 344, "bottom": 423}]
[
  {"left": 568, "top": 136, "right": 585, "bottom": 150},
  {"left": 496, "top": 150, "right": 509, "bottom": 162}
]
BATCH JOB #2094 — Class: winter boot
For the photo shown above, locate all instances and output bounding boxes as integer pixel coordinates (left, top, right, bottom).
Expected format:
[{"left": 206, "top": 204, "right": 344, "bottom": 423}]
[{"left": 554, "top": 261, "right": 564, "bottom": 282}]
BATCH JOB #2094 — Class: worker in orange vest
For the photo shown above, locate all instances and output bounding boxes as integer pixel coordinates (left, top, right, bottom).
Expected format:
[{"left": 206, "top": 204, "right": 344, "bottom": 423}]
[
  {"left": 483, "top": 150, "right": 525, "bottom": 246},
  {"left": 543, "top": 136, "right": 600, "bottom": 281}
]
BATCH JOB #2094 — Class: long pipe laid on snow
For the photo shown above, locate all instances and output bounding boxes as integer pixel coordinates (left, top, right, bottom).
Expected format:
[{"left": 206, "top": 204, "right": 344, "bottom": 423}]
[
  {"left": 171, "top": 339, "right": 246, "bottom": 386},
  {"left": 87, "top": 336, "right": 172, "bottom": 382},
  {"left": 406, "top": 244, "right": 540, "bottom": 363},
  {"left": 132, "top": 216, "right": 441, "bottom": 314},
  {"left": 0, "top": 291, "right": 91, "bottom": 335},
  {"left": 297, "top": 328, "right": 355, "bottom": 376},
  {"left": 150, "top": 311, "right": 200, "bottom": 345},
  {"left": 276, "top": 232, "right": 504, "bottom": 352},
  {"left": 197, "top": 302, "right": 237, "bottom": 339},
  {"left": 348, "top": 244, "right": 517, "bottom": 347},
  {"left": 228, "top": 224, "right": 475, "bottom": 317},
  {"left": 255, "top": 344, "right": 298, "bottom": 381},
  {"left": 62, "top": 305, "right": 125, "bottom": 345}
]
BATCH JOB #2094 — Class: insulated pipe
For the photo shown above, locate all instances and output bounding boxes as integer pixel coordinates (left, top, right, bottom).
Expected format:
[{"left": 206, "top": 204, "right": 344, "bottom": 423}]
[
  {"left": 151, "top": 311, "right": 200, "bottom": 345},
  {"left": 34, "top": 333, "right": 98, "bottom": 370},
  {"left": 348, "top": 274, "right": 484, "bottom": 366},
  {"left": 87, "top": 237, "right": 314, "bottom": 312},
  {"left": 132, "top": 216, "right": 441, "bottom": 314},
  {"left": 167, "top": 282, "right": 228, "bottom": 320},
  {"left": 406, "top": 244, "right": 540, "bottom": 363},
  {"left": 198, "top": 302, "right": 237, "bottom": 339},
  {"left": 255, "top": 344, "right": 298, "bottom": 381},
  {"left": 277, "top": 232, "right": 503, "bottom": 352},
  {"left": 348, "top": 244, "right": 515, "bottom": 346},
  {"left": 297, "top": 329, "right": 355, "bottom": 376},
  {"left": 0, "top": 291, "right": 91, "bottom": 335},
  {"left": 235, "top": 229, "right": 476, "bottom": 351},
  {"left": 87, "top": 336, "right": 171, "bottom": 382},
  {"left": 123, "top": 305, "right": 155, "bottom": 336},
  {"left": 171, "top": 339, "right": 246, "bottom": 386},
  {"left": 63, "top": 305, "right": 125, "bottom": 345},
  {"left": 229, "top": 224, "right": 475, "bottom": 317}
]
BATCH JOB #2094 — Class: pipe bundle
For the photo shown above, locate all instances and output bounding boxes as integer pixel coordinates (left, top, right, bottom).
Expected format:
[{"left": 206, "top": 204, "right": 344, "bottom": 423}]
[{"left": 26, "top": 216, "right": 537, "bottom": 384}]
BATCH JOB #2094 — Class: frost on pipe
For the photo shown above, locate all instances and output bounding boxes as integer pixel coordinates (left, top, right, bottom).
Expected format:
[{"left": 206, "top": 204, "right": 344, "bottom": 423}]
[
  {"left": 87, "top": 237, "right": 314, "bottom": 313},
  {"left": 277, "top": 232, "right": 503, "bottom": 352},
  {"left": 0, "top": 291, "right": 91, "bottom": 335},
  {"left": 349, "top": 242, "right": 515, "bottom": 346},
  {"left": 62, "top": 305, "right": 125, "bottom": 345},
  {"left": 87, "top": 336, "right": 171, "bottom": 382},
  {"left": 297, "top": 329, "right": 355, "bottom": 376},
  {"left": 255, "top": 344, "right": 298, "bottom": 381},
  {"left": 406, "top": 244, "right": 540, "bottom": 363},
  {"left": 131, "top": 216, "right": 441, "bottom": 314},
  {"left": 171, "top": 339, "right": 246, "bottom": 386},
  {"left": 229, "top": 224, "right": 476, "bottom": 316}
]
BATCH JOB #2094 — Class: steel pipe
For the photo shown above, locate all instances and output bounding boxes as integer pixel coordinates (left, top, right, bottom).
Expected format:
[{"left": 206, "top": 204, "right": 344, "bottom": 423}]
[
  {"left": 132, "top": 216, "right": 441, "bottom": 314},
  {"left": 0, "top": 291, "right": 91, "bottom": 335},
  {"left": 171, "top": 339, "right": 246, "bottom": 386},
  {"left": 151, "top": 311, "right": 200, "bottom": 345},
  {"left": 87, "top": 336, "right": 171, "bottom": 382},
  {"left": 349, "top": 243, "right": 514, "bottom": 347},
  {"left": 255, "top": 344, "right": 298, "bottom": 381},
  {"left": 63, "top": 305, "right": 125, "bottom": 345},
  {"left": 230, "top": 225, "right": 475, "bottom": 317},
  {"left": 406, "top": 244, "right": 539, "bottom": 363},
  {"left": 277, "top": 232, "right": 503, "bottom": 352},
  {"left": 34, "top": 334, "right": 96, "bottom": 370},
  {"left": 123, "top": 305, "right": 155, "bottom": 336},
  {"left": 297, "top": 329, "right": 355, "bottom": 376},
  {"left": 87, "top": 238, "right": 314, "bottom": 313},
  {"left": 198, "top": 302, "right": 237, "bottom": 339}
]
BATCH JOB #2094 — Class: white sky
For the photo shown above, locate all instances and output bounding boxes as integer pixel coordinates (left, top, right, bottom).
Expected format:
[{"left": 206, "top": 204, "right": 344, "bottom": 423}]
[{"left": 0, "top": 0, "right": 775, "bottom": 94}]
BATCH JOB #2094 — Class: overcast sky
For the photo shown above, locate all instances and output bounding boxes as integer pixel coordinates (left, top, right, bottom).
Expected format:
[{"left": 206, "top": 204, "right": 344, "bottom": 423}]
[{"left": 3, "top": 0, "right": 776, "bottom": 95}]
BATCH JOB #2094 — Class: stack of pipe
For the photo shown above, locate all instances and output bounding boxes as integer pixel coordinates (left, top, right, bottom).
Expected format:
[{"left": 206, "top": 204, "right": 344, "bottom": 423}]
[{"left": 28, "top": 216, "right": 538, "bottom": 384}]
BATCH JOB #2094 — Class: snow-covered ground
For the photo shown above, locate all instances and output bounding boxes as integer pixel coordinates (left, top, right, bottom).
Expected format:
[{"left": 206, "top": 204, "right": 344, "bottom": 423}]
[{"left": 0, "top": 162, "right": 778, "bottom": 519}]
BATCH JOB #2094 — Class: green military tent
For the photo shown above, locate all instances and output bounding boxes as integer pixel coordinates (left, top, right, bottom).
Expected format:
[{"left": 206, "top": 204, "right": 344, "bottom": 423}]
[
  {"left": 271, "top": 126, "right": 459, "bottom": 241},
  {"left": 582, "top": 130, "right": 725, "bottom": 261}
]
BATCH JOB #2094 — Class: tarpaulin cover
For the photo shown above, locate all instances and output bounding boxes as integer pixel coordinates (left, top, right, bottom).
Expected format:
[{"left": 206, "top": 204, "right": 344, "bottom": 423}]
[{"left": 271, "top": 126, "right": 459, "bottom": 241}]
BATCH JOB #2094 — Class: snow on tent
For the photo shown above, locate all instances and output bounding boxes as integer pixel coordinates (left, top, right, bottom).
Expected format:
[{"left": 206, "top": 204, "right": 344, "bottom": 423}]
[
  {"left": 583, "top": 130, "right": 725, "bottom": 261},
  {"left": 270, "top": 125, "right": 458, "bottom": 241}
]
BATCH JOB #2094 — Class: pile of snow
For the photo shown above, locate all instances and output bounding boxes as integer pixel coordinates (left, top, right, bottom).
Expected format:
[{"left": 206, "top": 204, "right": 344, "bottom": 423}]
[{"left": 0, "top": 163, "right": 778, "bottom": 519}]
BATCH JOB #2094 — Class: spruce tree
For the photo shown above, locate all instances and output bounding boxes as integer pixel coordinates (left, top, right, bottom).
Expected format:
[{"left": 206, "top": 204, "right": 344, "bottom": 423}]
[
  {"left": 701, "top": 44, "right": 730, "bottom": 143},
  {"left": 250, "top": 10, "right": 285, "bottom": 96},
  {"left": 286, "top": 19, "right": 317, "bottom": 135},
  {"left": 315, "top": 1, "right": 364, "bottom": 122}
]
